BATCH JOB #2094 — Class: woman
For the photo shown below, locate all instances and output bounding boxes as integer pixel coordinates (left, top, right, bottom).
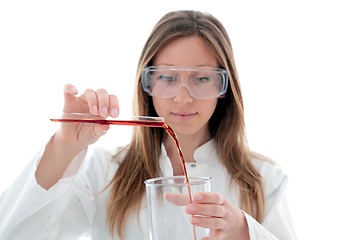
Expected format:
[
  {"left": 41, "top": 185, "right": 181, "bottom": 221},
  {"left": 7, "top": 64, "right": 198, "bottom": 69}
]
[{"left": 0, "top": 10, "right": 297, "bottom": 239}]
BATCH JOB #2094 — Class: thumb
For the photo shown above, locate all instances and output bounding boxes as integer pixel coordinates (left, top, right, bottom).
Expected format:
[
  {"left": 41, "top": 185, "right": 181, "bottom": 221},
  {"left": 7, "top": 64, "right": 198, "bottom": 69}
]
[
  {"left": 63, "top": 84, "right": 79, "bottom": 112},
  {"left": 64, "top": 84, "right": 78, "bottom": 96}
]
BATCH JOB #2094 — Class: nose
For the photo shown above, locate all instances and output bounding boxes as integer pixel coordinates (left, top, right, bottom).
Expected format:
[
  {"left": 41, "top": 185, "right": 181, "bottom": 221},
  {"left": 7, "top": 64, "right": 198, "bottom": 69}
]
[{"left": 173, "top": 85, "right": 193, "bottom": 103}]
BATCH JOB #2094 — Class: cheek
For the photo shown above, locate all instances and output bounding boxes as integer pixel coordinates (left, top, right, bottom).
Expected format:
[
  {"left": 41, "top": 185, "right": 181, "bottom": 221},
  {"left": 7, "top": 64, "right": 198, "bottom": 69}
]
[
  {"left": 195, "top": 99, "right": 218, "bottom": 123},
  {"left": 205, "top": 101, "right": 218, "bottom": 118},
  {"left": 152, "top": 98, "right": 168, "bottom": 116}
]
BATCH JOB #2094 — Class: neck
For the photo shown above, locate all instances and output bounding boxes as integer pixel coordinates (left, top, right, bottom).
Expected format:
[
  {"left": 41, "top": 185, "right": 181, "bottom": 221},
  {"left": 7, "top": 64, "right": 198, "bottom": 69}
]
[{"left": 163, "top": 129, "right": 211, "bottom": 175}]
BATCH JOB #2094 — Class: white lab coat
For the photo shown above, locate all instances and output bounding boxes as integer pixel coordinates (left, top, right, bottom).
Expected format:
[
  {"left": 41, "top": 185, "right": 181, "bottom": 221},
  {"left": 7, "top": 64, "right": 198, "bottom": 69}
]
[{"left": 0, "top": 139, "right": 297, "bottom": 239}]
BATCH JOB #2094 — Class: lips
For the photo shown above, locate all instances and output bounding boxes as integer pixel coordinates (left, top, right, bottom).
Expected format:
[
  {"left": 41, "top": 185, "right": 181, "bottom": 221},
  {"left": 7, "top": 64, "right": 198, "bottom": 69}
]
[
  {"left": 171, "top": 112, "right": 197, "bottom": 117},
  {"left": 170, "top": 112, "right": 197, "bottom": 120}
]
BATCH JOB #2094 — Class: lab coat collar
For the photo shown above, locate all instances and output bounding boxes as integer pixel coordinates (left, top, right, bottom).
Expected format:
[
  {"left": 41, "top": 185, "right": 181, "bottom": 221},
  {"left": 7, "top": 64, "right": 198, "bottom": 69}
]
[{"left": 160, "top": 139, "right": 216, "bottom": 163}]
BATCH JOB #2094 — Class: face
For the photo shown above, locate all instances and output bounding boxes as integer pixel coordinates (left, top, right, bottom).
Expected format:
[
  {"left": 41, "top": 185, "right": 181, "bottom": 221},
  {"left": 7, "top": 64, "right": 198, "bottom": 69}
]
[{"left": 152, "top": 36, "right": 219, "bottom": 139}]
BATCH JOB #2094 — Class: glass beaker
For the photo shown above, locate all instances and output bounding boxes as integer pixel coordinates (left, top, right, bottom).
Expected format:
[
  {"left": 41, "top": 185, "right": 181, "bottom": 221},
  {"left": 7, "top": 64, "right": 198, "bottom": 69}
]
[{"left": 145, "top": 176, "right": 211, "bottom": 240}]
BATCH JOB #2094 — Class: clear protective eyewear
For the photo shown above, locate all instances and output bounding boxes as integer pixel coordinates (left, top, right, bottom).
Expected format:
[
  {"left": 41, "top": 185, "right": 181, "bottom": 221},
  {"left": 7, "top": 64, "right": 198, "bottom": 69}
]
[{"left": 141, "top": 66, "right": 228, "bottom": 99}]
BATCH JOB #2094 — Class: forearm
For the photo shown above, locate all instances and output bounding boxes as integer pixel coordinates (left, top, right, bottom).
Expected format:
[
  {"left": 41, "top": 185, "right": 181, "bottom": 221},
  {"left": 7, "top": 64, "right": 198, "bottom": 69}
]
[
  {"left": 0, "top": 154, "right": 74, "bottom": 238},
  {"left": 35, "top": 133, "right": 85, "bottom": 190}
]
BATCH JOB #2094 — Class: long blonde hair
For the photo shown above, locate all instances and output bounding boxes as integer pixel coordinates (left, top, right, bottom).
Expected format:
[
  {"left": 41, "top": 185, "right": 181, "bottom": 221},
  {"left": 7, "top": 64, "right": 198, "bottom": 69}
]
[{"left": 107, "top": 10, "right": 265, "bottom": 238}]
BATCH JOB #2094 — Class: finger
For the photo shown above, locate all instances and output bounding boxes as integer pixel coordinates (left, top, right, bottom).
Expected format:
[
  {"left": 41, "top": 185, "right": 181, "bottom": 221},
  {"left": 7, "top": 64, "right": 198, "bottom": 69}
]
[
  {"left": 190, "top": 215, "right": 225, "bottom": 229},
  {"left": 63, "top": 84, "right": 85, "bottom": 113},
  {"left": 72, "top": 123, "right": 109, "bottom": 146},
  {"left": 63, "top": 84, "right": 78, "bottom": 95},
  {"left": 108, "top": 94, "right": 119, "bottom": 117},
  {"left": 63, "top": 84, "right": 78, "bottom": 107},
  {"left": 95, "top": 88, "right": 110, "bottom": 117},
  {"left": 82, "top": 88, "right": 100, "bottom": 115},
  {"left": 186, "top": 203, "right": 226, "bottom": 218},
  {"left": 192, "top": 192, "right": 225, "bottom": 205},
  {"left": 200, "top": 231, "right": 221, "bottom": 240},
  {"left": 165, "top": 193, "right": 191, "bottom": 206},
  {"left": 93, "top": 124, "right": 110, "bottom": 137}
]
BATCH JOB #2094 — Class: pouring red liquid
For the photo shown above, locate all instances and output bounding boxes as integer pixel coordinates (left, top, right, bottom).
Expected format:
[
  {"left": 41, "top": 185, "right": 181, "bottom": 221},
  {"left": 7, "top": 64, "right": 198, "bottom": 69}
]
[{"left": 51, "top": 114, "right": 196, "bottom": 239}]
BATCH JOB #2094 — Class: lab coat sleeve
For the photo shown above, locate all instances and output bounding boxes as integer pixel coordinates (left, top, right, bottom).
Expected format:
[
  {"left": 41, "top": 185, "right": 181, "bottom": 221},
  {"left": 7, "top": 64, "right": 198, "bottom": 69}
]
[
  {"left": 0, "top": 147, "right": 93, "bottom": 240},
  {"left": 244, "top": 168, "right": 298, "bottom": 240}
]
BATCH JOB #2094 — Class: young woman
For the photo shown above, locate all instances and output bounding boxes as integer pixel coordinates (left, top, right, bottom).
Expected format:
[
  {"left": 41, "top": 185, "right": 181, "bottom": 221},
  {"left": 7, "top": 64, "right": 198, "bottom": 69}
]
[{"left": 0, "top": 10, "right": 297, "bottom": 239}]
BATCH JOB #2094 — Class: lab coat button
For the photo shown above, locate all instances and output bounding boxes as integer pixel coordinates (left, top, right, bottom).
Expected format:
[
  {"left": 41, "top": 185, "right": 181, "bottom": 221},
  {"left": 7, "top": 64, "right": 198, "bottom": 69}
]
[{"left": 190, "top": 163, "right": 196, "bottom": 168}]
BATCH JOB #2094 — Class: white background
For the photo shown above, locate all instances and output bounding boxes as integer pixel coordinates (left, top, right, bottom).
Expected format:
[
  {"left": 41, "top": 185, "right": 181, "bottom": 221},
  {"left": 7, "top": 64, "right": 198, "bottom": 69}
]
[{"left": 1, "top": 0, "right": 359, "bottom": 239}]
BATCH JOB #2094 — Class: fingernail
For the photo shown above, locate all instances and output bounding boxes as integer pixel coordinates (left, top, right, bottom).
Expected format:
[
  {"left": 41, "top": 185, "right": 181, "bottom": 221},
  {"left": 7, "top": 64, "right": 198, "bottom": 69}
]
[
  {"left": 111, "top": 108, "right": 119, "bottom": 117},
  {"left": 71, "top": 87, "right": 78, "bottom": 94},
  {"left": 101, "top": 107, "right": 108, "bottom": 117}
]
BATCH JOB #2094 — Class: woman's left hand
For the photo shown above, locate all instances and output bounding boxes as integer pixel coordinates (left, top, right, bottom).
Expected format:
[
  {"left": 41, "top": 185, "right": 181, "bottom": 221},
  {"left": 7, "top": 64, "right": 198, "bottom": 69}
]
[{"left": 166, "top": 192, "right": 250, "bottom": 240}]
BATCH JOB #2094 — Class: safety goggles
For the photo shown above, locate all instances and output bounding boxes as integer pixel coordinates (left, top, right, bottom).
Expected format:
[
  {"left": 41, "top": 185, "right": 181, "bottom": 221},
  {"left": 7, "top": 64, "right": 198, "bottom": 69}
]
[{"left": 141, "top": 66, "right": 228, "bottom": 99}]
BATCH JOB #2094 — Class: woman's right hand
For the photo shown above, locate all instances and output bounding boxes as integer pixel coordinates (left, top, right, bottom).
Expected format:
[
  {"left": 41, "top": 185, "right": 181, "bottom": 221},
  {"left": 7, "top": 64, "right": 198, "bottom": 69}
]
[
  {"left": 35, "top": 84, "right": 120, "bottom": 189},
  {"left": 56, "top": 84, "right": 120, "bottom": 150}
]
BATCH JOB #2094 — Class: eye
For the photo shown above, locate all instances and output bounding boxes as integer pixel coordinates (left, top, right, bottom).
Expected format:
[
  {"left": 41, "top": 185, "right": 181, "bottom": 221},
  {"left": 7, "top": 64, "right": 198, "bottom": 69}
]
[
  {"left": 158, "top": 75, "right": 177, "bottom": 82},
  {"left": 194, "top": 76, "right": 211, "bottom": 83}
]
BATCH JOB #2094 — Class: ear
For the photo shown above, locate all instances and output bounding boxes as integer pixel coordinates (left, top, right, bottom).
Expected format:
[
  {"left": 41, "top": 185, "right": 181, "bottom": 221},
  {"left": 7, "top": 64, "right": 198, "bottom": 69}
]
[{"left": 218, "top": 94, "right": 226, "bottom": 99}]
